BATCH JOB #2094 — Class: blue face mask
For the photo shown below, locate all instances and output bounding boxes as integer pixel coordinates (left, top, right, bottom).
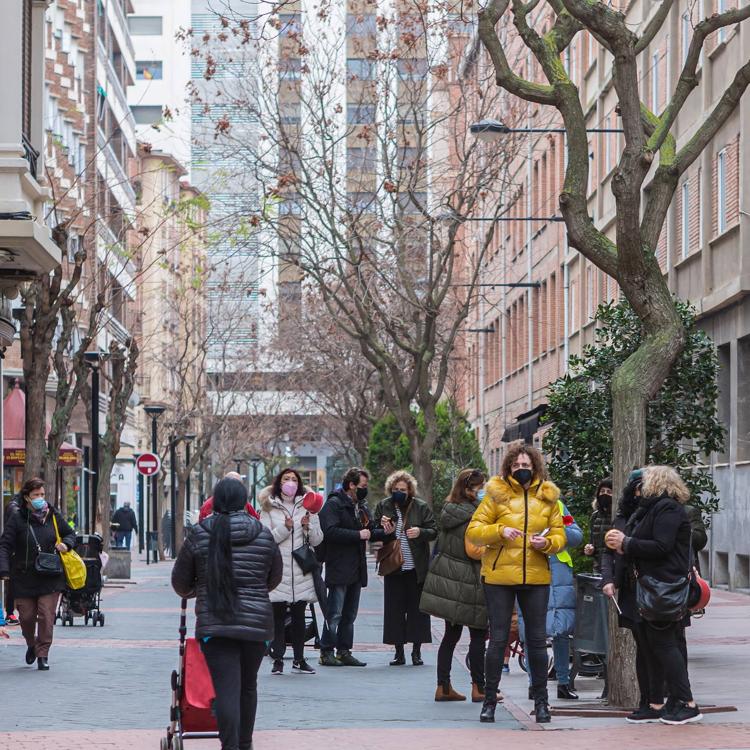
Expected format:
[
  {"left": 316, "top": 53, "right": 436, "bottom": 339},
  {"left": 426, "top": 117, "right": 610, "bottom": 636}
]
[
  {"left": 30, "top": 498, "right": 47, "bottom": 511},
  {"left": 477, "top": 489, "right": 486, "bottom": 501}
]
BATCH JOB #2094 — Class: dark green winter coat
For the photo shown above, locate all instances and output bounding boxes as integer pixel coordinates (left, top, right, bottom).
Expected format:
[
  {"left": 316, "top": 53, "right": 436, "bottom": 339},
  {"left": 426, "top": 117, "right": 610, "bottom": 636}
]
[
  {"left": 418, "top": 499, "right": 487, "bottom": 630},
  {"left": 374, "top": 497, "right": 437, "bottom": 584}
]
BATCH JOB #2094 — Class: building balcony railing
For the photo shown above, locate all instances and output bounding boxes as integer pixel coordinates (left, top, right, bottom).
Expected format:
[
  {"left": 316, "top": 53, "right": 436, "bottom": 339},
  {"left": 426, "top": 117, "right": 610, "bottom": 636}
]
[{"left": 97, "top": 130, "right": 136, "bottom": 208}]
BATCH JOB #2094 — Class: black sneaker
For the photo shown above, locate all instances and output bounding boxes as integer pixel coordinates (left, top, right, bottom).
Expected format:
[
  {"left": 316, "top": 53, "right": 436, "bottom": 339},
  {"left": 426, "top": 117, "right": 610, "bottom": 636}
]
[
  {"left": 292, "top": 659, "right": 316, "bottom": 674},
  {"left": 271, "top": 659, "right": 284, "bottom": 675},
  {"left": 625, "top": 705, "right": 663, "bottom": 723},
  {"left": 660, "top": 702, "right": 703, "bottom": 725}
]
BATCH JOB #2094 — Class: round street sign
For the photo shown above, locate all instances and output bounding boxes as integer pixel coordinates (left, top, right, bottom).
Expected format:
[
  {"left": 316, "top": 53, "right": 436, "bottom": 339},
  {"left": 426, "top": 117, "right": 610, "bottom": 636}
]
[{"left": 136, "top": 452, "right": 161, "bottom": 477}]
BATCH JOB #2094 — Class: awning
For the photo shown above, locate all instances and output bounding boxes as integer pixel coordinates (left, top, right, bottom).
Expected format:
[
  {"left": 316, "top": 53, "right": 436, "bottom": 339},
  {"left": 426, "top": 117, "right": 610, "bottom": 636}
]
[
  {"left": 501, "top": 404, "right": 547, "bottom": 444},
  {"left": 2, "top": 381, "right": 82, "bottom": 467}
]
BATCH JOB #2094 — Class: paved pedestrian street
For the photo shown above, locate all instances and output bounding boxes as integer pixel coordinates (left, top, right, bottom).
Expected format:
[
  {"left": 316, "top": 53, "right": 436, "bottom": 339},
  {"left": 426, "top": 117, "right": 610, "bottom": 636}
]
[{"left": 2, "top": 555, "right": 750, "bottom": 749}]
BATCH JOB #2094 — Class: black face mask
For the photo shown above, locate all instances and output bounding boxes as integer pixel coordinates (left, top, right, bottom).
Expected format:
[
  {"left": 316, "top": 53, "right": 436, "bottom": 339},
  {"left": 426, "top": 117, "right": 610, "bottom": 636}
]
[
  {"left": 597, "top": 493, "right": 612, "bottom": 511},
  {"left": 391, "top": 490, "right": 408, "bottom": 505},
  {"left": 356, "top": 487, "right": 368, "bottom": 502},
  {"left": 512, "top": 469, "right": 533, "bottom": 486}
]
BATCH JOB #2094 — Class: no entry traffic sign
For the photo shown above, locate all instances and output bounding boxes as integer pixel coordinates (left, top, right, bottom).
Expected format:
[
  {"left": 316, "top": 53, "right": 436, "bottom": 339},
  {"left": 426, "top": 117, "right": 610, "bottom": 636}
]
[{"left": 136, "top": 452, "right": 161, "bottom": 477}]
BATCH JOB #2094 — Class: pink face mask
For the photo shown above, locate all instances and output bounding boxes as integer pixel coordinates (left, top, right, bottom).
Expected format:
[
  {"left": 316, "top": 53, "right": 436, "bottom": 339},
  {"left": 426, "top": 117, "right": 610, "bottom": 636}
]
[{"left": 281, "top": 480, "right": 298, "bottom": 497}]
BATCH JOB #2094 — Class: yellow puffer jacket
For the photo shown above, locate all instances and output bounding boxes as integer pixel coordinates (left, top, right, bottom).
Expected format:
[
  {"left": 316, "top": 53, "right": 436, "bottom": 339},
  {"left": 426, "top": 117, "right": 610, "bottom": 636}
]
[{"left": 466, "top": 474, "right": 566, "bottom": 586}]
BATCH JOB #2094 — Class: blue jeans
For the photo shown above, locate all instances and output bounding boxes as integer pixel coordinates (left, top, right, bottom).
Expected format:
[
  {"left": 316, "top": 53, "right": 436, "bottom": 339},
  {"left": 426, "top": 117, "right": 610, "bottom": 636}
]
[
  {"left": 518, "top": 617, "right": 571, "bottom": 686},
  {"left": 114, "top": 531, "right": 132, "bottom": 548},
  {"left": 320, "top": 582, "right": 361, "bottom": 653}
]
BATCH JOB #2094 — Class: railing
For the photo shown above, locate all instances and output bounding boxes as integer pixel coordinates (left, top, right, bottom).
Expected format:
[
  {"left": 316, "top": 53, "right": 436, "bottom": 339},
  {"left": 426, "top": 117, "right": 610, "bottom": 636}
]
[
  {"left": 97, "top": 129, "right": 137, "bottom": 207},
  {"left": 22, "top": 134, "right": 39, "bottom": 179}
]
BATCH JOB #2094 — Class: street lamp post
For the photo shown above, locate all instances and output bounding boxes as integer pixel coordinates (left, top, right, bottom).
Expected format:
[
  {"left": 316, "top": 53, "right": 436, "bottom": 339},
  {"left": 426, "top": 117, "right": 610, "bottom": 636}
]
[
  {"left": 169, "top": 436, "right": 177, "bottom": 560},
  {"left": 143, "top": 403, "right": 166, "bottom": 562},
  {"left": 249, "top": 456, "right": 262, "bottom": 508},
  {"left": 183, "top": 434, "right": 196, "bottom": 513},
  {"left": 83, "top": 351, "right": 103, "bottom": 535},
  {"left": 234, "top": 457, "right": 242, "bottom": 475}
]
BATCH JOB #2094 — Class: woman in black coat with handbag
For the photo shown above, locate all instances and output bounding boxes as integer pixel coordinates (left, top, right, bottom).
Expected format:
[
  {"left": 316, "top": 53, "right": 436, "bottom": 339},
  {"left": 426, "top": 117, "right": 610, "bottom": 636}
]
[
  {"left": 0, "top": 477, "right": 75, "bottom": 670},
  {"left": 603, "top": 465, "right": 701, "bottom": 726},
  {"left": 374, "top": 470, "right": 437, "bottom": 666},
  {"left": 172, "top": 478, "right": 282, "bottom": 750}
]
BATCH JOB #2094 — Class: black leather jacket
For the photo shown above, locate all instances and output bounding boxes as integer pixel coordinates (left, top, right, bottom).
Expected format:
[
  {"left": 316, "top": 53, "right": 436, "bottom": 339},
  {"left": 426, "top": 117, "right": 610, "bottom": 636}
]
[{"left": 172, "top": 513, "right": 282, "bottom": 641}]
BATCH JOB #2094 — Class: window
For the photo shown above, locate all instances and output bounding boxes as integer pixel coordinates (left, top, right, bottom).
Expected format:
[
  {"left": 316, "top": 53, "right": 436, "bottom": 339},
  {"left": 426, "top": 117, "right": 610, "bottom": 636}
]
[
  {"left": 682, "top": 13, "right": 691, "bottom": 66},
  {"left": 347, "top": 58, "right": 377, "bottom": 80},
  {"left": 346, "top": 14, "right": 377, "bottom": 35},
  {"left": 718, "top": 0, "right": 727, "bottom": 43},
  {"left": 136, "top": 60, "right": 163, "bottom": 80},
  {"left": 717, "top": 148, "right": 727, "bottom": 234},
  {"left": 651, "top": 53, "right": 659, "bottom": 111},
  {"left": 131, "top": 105, "right": 162, "bottom": 125},
  {"left": 681, "top": 181, "right": 690, "bottom": 259},
  {"left": 127, "top": 16, "right": 163, "bottom": 35},
  {"left": 347, "top": 102, "right": 376, "bottom": 125},
  {"left": 586, "top": 266, "right": 594, "bottom": 319},
  {"left": 397, "top": 58, "right": 429, "bottom": 79},
  {"left": 347, "top": 147, "right": 376, "bottom": 170},
  {"left": 348, "top": 191, "right": 376, "bottom": 210},
  {"left": 565, "top": 40, "right": 577, "bottom": 82},
  {"left": 570, "top": 278, "right": 577, "bottom": 332},
  {"left": 278, "top": 58, "right": 302, "bottom": 79}
]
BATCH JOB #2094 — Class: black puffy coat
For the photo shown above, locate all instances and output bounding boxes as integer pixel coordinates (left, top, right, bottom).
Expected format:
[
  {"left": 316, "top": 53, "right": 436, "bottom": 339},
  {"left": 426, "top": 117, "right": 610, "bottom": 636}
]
[
  {"left": 112, "top": 506, "right": 138, "bottom": 533},
  {"left": 0, "top": 504, "right": 76, "bottom": 598},
  {"left": 419, "top": 499, "right": 486, "bottom": 629},
  {"left": 374, "top": 497, "right": 437, "bottom": 584},
  {"left": 171, "top": 512, "right": 282, "bottom": 641},
  {"left": 588, "top": 508, "right": 613, "bottom": 575},
  {"left": 318, "top": 490, "right": 388, "bottom": 587}
]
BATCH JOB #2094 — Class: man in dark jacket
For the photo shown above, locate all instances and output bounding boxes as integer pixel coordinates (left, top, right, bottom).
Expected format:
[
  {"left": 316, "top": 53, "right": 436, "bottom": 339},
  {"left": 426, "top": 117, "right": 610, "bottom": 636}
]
[
  {"left": 2, "top": 494, "right": 22, "bottom": 624},
  {"left": 318, "top": 467, "right": 385, "bottom": 667},
  {"left": 111, "top": 501, "right": 138, "bottom": 549}
]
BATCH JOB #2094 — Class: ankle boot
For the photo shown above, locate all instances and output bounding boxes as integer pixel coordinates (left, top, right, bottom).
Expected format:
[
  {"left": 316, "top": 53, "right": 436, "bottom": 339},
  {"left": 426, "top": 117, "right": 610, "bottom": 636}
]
[
  {"left": 557, "top": 684, "right": 579, "bottom": 700},
  {"left": 479, "top": 698, "right": 497, "bottom": 723},
  {"left": 471, "top": 683, "right": 485, "bottom": 703},
  {"left": 534, "top": 697, "right": 551, "bottom": 723},
  {"left": 411, "top": 647, "right": 424, "bottom": 666},
  {"left": 435, "top": 681, "right": 466, "bottom": 702},
  {"left": 37, "top": 657, "right": 49, "bottom": 671},
  {"left": 390, "top": 646, "right": 405, "bottom": 666}
]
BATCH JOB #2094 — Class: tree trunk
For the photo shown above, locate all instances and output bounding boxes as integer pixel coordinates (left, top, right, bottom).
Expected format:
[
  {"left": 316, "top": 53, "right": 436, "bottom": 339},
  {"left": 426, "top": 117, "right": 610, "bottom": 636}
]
[{"left": 23, "top": 369, "right": 49, "bottom": 481}]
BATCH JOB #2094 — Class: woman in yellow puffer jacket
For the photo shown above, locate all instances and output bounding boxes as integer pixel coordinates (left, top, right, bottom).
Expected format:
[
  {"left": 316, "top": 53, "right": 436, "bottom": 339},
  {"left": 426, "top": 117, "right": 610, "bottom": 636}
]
[{"left": 466, "top": 441, "right": 565, "bottom": 725}]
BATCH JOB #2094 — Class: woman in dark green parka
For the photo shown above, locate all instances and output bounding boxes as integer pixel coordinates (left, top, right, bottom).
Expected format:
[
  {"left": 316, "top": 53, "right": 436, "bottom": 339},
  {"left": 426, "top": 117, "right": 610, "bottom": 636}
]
[{"left": 420, "top": 469, "right": 488, "bottom": 703}]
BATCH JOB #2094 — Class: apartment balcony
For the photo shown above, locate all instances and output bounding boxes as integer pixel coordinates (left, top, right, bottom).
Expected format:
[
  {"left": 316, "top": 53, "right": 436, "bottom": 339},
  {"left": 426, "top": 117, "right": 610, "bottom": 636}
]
[
  {"left": 96, "top": 130, "right": 136, "bottom": 209},
  {"left": 0, "top": 2, "right": 61, "bottom": 290},
  {"left": 104, "top": 0, "right": 136, "bottom": 82}
]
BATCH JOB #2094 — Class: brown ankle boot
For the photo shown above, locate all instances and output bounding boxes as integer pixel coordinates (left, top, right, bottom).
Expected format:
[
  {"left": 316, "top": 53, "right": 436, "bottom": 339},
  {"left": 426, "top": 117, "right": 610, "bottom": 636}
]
[{"left": 435, "top": 682, "right": 466, "bottom": 701}]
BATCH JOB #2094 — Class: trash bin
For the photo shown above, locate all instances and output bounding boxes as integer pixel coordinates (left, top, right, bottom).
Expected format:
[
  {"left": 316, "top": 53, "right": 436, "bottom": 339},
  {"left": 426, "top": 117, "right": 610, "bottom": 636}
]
[{"left": 573, "top": 573, "right": 608, "bottom": 655}]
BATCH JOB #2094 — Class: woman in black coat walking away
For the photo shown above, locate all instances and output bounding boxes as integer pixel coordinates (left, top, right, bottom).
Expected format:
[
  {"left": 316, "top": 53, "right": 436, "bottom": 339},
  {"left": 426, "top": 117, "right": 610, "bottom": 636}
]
[
  {"left": 172, "top": 478, "right": 282, "bottom": 750},
  {"left": 374, "top": 470, "right": 437, "bottom": 667},
  {"left": 0, "top": 477, "right": 75, "bottom": 670},
  {"left": 603, "top": 465, "right": 702, "bottom": 726},
  {"left": 420, "top": 469, "right": 489, "bottom": 703}
]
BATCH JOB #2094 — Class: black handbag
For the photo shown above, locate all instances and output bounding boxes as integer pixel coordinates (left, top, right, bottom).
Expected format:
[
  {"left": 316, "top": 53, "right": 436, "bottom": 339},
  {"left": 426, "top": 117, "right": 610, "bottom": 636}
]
[
  {"left": 636, "top": 536, "right": 693, "bottom": 622},
  {"left": 292, "top": 533, "right": 321, "bottom": 574},
  {"left": 29, "top": 524, "right": 63, "bottom": 577}
]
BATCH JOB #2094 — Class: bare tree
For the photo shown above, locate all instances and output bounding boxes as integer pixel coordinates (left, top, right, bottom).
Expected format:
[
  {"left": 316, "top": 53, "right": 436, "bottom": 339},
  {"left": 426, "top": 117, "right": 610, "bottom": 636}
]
[
  {"left": 186, "top": 0, "right": 523, "bottom": 503},
  {"left": 475, "top": 0, "right": 750, "bottom": 705}
]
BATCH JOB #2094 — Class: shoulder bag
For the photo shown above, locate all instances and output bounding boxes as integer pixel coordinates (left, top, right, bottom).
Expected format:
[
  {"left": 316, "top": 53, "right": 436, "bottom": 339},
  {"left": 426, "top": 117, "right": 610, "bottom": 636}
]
[
  {"left": 53, "top": 515, "right": 87, "bottom": 590},
  {"left": 28, "top": 522, "right": 63, "bottom": 577},
  {"left": 376, "top": 502, "right": 411, "bottom": 576},
  {"left": 292, "top": 530, "right": 321, "bottom": 575},
  {"left": 635, "top": 533, "right": 692, "bottom": 623}
]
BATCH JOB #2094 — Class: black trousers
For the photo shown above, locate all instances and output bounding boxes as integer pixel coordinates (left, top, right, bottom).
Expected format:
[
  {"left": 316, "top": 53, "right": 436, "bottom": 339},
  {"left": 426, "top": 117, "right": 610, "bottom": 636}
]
[
  {"left": 484, "top": 583, "right": 549, "bottom": 702},
  {"left": 633, "top": 620, "right": 693, "bottom": 704},
  {"left": 271, "top": 601, "right": 307, "bottom": 661},
  {"left": 382, "top": 569, "right": 432, "bottom": 647},
  {"left": 201, "top": 638, "right": 266, "bottom": 750},
  {"left": 437, "top": 621, "right": 485, "bottom": 687}
]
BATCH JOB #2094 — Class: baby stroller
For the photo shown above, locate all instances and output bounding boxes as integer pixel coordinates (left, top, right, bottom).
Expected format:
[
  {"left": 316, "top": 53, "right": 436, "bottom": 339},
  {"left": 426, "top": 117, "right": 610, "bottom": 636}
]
[
  {"left": 162, "top": 598, "right": 218, "bottom": 750},
  {"left": 55, "top": 533, "right": 105, "bottom": 627}
]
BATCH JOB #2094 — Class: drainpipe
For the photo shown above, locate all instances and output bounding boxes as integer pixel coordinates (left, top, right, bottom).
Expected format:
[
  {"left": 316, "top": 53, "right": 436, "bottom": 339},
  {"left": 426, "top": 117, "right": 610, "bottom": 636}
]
[{"left": 526, "top": 90, "right": 534, "bottom": 410}]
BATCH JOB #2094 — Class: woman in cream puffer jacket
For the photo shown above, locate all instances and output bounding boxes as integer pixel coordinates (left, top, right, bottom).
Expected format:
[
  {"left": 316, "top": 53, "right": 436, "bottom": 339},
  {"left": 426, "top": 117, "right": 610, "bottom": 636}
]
[{"left": 259, "top": 470, "right": 323, "bottom": 674}]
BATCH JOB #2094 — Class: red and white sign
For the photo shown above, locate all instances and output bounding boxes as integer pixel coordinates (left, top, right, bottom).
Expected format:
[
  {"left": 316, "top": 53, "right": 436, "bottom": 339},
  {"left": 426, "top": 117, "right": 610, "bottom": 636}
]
[{"left": 136, "top": 452, "right": 162, "bottom": 477}]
